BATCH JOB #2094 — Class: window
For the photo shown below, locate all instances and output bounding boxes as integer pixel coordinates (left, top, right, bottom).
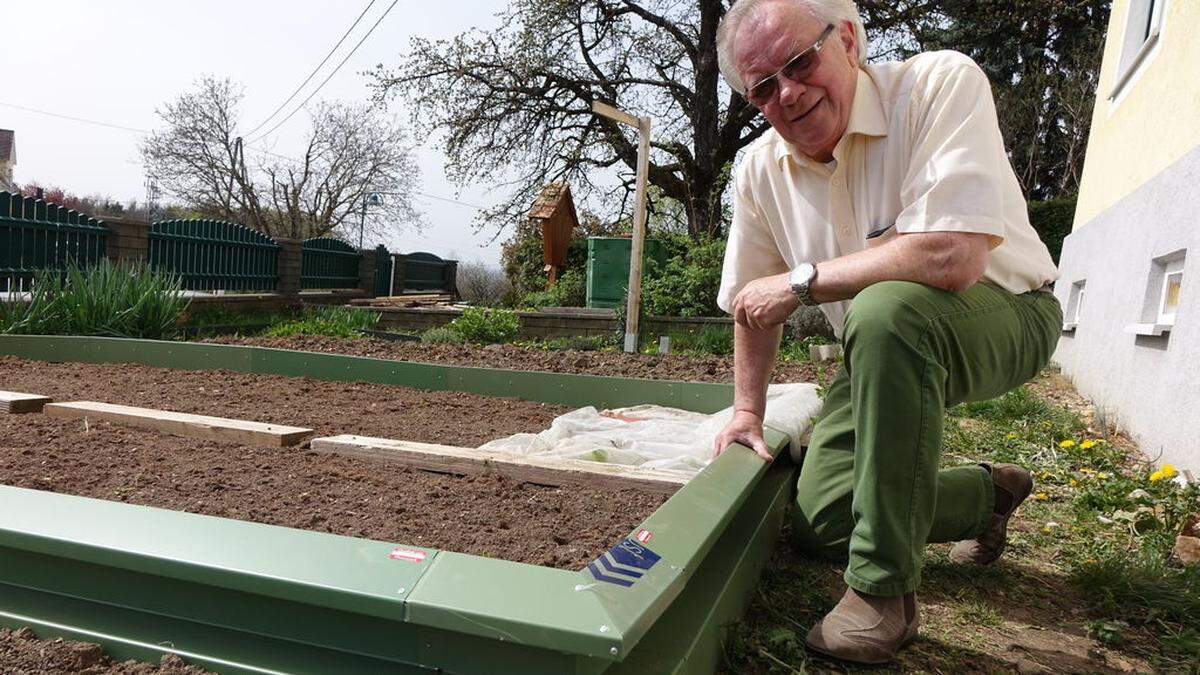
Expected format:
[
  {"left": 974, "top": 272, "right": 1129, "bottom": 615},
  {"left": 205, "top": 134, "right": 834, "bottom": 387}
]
[
  {"left": 1063, "top": 280, "right": 1085, "bottom": 331},
  {"left": 1157, "top": 266, "right": 1183, "bottom": 325},
  {"left": 1110, "top": 0, "right": 1168, "bottom": 100},
  {"left": 1127, "top": 249, "right": 1185, "bottom": 337}
]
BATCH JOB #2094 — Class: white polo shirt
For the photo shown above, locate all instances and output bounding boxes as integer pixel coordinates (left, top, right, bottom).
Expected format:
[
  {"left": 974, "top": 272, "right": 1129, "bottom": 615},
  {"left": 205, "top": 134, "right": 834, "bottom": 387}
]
[{"left": 716, "top": 50, "right": 1059, "bottom": 337}]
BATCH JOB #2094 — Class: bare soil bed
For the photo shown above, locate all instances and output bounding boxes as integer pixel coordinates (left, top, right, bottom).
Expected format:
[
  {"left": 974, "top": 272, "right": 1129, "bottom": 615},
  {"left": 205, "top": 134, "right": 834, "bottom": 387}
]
[
  {"left": 0, "top": 356, "right": 673, "bottom": 673},
  {"left": 0, "top": 356, "right": 668, "bottom": 567},
  {"left": 202, "top": 334, "right": 826, "bottom": 384}
]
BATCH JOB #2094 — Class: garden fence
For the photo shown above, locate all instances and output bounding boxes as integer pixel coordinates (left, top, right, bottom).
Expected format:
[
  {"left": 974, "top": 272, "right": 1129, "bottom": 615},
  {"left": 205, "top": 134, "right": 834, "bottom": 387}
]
[
  {"left": 0, "top": 191, "right": 109, "bottom": 292},
  {"left": 148, "top": 219, "right": 280, "bottom": 292},
  {"left": 300, "top": 236, "right": 361, "bottom": 290}
]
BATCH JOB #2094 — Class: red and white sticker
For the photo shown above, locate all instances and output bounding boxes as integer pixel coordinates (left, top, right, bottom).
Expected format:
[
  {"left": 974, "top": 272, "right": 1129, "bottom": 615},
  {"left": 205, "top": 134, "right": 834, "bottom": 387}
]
[
  {"left": 388, "top": 547, "right": 427, "bottom": 562},
  {"left": 635, "top": 529, "right": 653, "bottom": 543}
]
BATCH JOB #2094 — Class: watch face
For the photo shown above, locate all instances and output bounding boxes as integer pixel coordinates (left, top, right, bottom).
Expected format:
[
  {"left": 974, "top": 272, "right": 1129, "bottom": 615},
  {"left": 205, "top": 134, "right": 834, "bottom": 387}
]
[{"left": 790, "top": 263, "right": 815, "bottom": 287}]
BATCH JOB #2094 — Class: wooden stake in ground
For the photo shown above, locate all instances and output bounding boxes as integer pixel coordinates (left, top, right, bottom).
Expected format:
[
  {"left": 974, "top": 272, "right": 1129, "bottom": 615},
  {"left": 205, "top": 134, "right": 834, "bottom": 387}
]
[
  {"left": 44, "top": 402, "right": 313, "bottom": 447},
  {"left": 592, "top": 101, "right": 652, "bottom": 353},
  {"left": 311, "top": 434, "right": 688, "bottom": 495},
  {"left": 0, "top": 391, "right": 52, "bottom": 414}
]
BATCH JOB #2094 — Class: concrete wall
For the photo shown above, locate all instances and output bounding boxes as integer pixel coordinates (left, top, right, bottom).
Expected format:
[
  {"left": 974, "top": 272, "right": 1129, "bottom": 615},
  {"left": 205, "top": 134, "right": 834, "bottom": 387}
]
[
  {"left": 1073, "top": 0, "right": 1200, "bottom": 229},
  {"left": 1053, "top": 144, "right": 1200, "bottom": 470}
]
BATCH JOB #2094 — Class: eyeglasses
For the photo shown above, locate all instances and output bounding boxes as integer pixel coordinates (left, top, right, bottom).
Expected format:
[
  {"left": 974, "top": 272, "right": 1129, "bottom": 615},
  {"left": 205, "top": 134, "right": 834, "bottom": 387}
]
[{"left": 745, "top": 24, "right": 836, "bottom": 106}]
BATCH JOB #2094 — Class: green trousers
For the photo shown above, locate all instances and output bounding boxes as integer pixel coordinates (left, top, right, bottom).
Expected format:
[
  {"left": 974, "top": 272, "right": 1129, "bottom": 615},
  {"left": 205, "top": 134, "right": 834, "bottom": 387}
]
[{"left": 792, "top": 280, "right": 1061, "bottom": 596}]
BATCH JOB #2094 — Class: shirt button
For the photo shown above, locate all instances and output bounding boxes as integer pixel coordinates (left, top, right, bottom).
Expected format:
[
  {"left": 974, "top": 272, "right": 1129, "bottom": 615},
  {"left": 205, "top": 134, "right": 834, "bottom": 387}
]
[{"left": 832, "top": 177, "right": 842, "bottom": 186}]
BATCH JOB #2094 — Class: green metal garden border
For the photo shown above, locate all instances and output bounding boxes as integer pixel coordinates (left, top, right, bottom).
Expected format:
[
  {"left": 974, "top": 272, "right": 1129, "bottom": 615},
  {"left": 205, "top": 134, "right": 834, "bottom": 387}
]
[{"left": 0, "top": 336, "right": 797, "bottom": 674}]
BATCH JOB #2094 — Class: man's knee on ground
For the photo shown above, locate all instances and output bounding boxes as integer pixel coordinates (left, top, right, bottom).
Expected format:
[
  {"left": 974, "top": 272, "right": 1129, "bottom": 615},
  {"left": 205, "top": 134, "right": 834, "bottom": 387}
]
[{"left": 790, "top": 502, "right": 850, "bottom": 561}]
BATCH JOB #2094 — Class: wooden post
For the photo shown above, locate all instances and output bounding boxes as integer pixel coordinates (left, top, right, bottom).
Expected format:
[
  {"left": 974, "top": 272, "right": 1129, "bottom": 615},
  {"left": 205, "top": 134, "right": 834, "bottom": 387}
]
[{"left": 592, "top": 101, "right": 652, "bottom": 353}]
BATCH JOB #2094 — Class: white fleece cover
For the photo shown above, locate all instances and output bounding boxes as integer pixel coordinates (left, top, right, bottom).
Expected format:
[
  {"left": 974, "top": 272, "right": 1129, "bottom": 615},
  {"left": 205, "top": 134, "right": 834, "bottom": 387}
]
[{"left": 477, "top": 383, "right": 823, "bottom": 475}]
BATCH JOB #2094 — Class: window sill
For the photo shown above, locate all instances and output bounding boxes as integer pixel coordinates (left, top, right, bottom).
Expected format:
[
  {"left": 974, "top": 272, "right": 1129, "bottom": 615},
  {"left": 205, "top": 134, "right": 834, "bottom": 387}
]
[
  {"left": 1124, "top": 322, "right": 1173, "bottom": 337},
  {"left": 1109, "top": 31, "right": 1160, "bottom": 101}
]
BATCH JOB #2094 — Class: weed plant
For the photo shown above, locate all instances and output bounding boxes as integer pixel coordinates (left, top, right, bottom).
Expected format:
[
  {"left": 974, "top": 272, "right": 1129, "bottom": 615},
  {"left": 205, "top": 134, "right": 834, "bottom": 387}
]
[
  {"left": 262, "top": 306, "right": 379, "bottom": 338},
  {"left": 446, "top": 307, "right": 520, "bottom": 344},
  {"left": 421, "top": 326, "right": 463, "bottom": 344},
  {"left": 0, "top": 261, "right": 188, "bottom": 339}
]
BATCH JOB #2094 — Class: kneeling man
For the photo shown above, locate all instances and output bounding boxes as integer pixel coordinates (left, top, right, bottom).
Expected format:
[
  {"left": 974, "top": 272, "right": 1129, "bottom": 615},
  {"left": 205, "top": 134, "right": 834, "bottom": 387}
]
[{"left": 711, "top": 0, "right": 1061, "bottom": 664}]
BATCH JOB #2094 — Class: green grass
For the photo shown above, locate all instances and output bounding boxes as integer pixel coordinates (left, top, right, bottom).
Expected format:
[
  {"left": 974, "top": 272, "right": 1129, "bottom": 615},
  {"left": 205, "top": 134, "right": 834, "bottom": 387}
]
[
  {"left": 726, "top": 374, "right": 1200, "bottom": 673},
  {"left": 261, "top": 306, "right": 380, "bottom": 338}
]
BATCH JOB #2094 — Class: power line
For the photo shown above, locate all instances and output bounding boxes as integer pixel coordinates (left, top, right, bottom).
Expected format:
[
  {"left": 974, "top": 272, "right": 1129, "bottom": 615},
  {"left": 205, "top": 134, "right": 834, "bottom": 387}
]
[
  {"left": 1, "top": 99, "right": 487, "bottom": 212},
  {"left": 248, "top": 0, "right": 400, "bottom": 144},
  {"left": 0, "top": 101, "right": 147, "bottom": 133},
  {"left": 241, "top": 0, "right": 377, "bottom": 138}
]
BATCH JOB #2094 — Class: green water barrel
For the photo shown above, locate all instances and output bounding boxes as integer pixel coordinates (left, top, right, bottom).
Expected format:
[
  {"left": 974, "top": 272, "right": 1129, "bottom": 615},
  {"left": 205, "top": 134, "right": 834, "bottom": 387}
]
[{"left": 585, "top": 237, "right": 668, "bottom": 309}]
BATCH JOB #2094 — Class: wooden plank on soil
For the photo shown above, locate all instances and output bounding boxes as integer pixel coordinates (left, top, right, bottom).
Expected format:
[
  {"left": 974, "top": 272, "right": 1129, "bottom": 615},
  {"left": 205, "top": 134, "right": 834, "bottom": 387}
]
[
  {"left": 0, "top": 391, "right": 52, "bottom": 414},
  {"left": 43, "top": 402, "right": 313, "bottom": 447},
  {"left": 310, "top": 434, "right": 689, "bottom": 495}
]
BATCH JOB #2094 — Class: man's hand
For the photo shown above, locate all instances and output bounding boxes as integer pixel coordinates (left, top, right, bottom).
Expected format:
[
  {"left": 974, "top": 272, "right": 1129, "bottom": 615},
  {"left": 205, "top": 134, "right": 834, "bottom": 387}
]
[
  {"left": 712, "top": 410, "right": 773, "bottom": 461},
  {"left": 731, "top": 271, "right": 799, "bottom": 330}
]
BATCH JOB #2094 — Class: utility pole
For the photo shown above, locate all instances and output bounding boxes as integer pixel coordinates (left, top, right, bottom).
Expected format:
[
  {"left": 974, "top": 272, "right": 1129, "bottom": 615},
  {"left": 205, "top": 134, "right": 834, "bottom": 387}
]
[{"left": 592, "top": 101, "right": 651, "bottom": 353}]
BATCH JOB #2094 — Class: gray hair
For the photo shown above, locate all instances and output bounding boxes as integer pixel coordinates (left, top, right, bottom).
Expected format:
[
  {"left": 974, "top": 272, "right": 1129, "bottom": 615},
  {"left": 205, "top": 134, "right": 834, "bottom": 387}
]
[{"left": 717, "top": 0, "right": 868, "bottom": 94}]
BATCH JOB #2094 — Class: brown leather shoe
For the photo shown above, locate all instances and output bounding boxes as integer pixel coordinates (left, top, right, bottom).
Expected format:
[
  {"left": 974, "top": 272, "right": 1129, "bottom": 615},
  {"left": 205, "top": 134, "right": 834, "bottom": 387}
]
[
  {"left": 805, "top": 587, "right": 919, "bottom": 664},
  {"left": 948, "top": 462, "right": 1034, "bottom": 565}
]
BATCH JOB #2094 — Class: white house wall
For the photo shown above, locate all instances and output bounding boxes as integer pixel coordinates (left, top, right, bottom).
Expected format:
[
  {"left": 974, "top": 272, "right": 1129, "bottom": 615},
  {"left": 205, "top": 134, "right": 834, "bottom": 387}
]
[{"left": 1053, "top": 144, "right": 1200, "bottom": 470}]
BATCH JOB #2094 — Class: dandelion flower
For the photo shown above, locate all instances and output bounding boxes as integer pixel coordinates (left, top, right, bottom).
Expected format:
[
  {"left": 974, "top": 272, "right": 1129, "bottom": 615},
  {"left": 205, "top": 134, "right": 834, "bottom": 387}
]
[
  {"left": 1160, "top": 464, "right": 1178, "bottom": 480},
  {"left": 1034, "top": 492, "right": 1050, "bottom": 501},
  {"left": 1149, "top": 470, "right": 1165, "bottom": 482},
  {"left": 1059, "top": 439, "right": 1077, "bottom": 448},
  {"left": 1005, "top": 432, "right": 1019, "bottom": 441},
  {"left": 1080, "top": 440, "right": 1097, "bottom": 450}
]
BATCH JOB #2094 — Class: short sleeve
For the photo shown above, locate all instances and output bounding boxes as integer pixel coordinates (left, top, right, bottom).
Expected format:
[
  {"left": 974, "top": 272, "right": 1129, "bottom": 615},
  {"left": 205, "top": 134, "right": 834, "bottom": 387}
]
[
  {"left": 716, "top": 165, "right": 789, "bottom": 314},
  {"left": 894, "top": 55, "right": 1010, "bottom": 247}
]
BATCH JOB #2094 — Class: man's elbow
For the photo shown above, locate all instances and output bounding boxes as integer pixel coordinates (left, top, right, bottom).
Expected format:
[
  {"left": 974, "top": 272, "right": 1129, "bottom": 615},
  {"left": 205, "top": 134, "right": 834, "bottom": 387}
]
[{"left": 925, "top": 234, "right": 989, "bottom": 292}]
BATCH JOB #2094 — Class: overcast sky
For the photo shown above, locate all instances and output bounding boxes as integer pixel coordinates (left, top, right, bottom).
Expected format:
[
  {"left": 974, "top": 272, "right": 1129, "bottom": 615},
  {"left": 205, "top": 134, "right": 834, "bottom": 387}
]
[{"left": 1, "top": 0, "right": 515, "bottom": 266}]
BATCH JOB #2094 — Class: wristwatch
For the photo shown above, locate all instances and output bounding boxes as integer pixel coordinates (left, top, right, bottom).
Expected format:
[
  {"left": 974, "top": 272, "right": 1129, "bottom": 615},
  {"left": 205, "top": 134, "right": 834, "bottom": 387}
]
[{"left": 789, "top": 263, "right": 819, "bottom": 307}]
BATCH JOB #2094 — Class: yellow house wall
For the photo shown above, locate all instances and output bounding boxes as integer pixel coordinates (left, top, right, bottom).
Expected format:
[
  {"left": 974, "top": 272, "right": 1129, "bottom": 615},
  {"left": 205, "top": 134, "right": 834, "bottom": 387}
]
[{"left": 1073, "top": 0, "right": 1200, "bottom": 229}]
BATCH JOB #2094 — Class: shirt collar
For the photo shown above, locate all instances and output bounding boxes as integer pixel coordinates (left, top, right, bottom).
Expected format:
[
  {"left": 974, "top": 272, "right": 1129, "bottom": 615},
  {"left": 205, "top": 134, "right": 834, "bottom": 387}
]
[{"left": 774, "top": 67, "right": 888, "bottom": 170}]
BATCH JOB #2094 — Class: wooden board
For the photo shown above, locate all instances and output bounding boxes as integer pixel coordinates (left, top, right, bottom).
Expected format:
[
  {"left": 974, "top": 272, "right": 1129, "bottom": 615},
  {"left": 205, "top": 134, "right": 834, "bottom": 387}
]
[
  {"left": 43, "top": 402, "right": 313, "bottom": 447},
  {"left": 0, "top": 390, "right": 52, "bottom": 414},
  {"left": 349, "top": 294, "right": 452, "bottom": 306},
  {"left": 310, "top": 434, "right": 690, "bottom": 495}
]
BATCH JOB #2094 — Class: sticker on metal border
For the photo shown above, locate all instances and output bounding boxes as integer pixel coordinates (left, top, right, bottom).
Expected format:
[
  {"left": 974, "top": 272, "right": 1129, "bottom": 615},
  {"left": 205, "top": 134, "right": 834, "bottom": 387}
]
[
  {"left": 635, "top": 528, "right": 653, "bottom": 543},
  {"left": 388, "top": 547, "right": 427, "bottom": 562},
  {"left": 585, "top": 538, "right": 661, "bottom": 586}
]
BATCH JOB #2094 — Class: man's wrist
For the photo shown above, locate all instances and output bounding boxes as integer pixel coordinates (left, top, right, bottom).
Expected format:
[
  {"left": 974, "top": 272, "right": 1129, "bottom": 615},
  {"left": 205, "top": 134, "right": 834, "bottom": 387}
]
[{"left": 734, "top": 408, "right": 764, "bottom": 420}]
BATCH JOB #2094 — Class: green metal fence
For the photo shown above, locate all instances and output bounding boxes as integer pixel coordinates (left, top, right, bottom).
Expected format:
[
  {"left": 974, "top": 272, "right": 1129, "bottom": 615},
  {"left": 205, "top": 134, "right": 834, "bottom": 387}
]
[
  {"left": 394, "top": 251, "right": 457, "bottom": 295},
  {"left": 148, "top": 219, "right": 279, "bottom": 292},
  {"left": 373, "top": 245, "right": 391, "bottom": 296},
  {"left": 301, "top": 236, "right": 361, "bottom": 290},
  {"left": 0, "top": 191, "right": 109, "bottom": 292}
]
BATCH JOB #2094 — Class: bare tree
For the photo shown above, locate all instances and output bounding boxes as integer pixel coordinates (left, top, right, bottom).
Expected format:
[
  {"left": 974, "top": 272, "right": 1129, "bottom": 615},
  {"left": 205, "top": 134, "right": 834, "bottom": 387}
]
[
  {"left": 456, "top": 260, "right": 513, "bottom": 305},
  {"left": 370, "top": 1, "right": 936, "bottom": 241},
  {"left": 141, "top": 76, "right": 421, "bottom": 241}
]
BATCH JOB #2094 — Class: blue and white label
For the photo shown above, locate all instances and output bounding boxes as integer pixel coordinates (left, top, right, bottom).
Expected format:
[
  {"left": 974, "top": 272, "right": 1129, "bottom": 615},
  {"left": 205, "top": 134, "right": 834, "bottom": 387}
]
[{"left": 586, "top": 538, "right": 662, "bottom": 587}]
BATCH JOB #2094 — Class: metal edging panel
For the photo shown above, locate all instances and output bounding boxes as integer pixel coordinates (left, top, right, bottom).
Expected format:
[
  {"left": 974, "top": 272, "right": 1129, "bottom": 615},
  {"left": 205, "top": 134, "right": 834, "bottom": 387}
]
[
  {"left": 573, "top": 428, "right": 791, "bottom": 656},
  {"left": 608, "top": 454, "right": 796, "bottom": 674},
  {"left": 0, "top": 336, "right": 734, "bottom": 412},
  {"left": 247, "top": 346, "right": 447, "bottom": 391},
  {"left": 0, "top": 487, "right": 434, "bottom": 622},
  {"left": 401, "top": 429, "right": 791, "bottom": 662},
  {"left": 404, "top": 553, "right": 623, "bottom": 664}
]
